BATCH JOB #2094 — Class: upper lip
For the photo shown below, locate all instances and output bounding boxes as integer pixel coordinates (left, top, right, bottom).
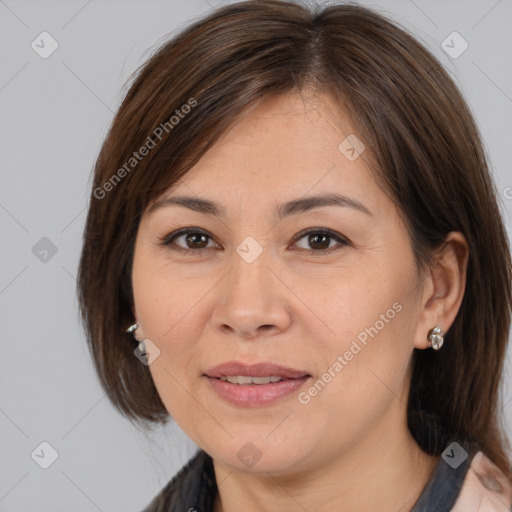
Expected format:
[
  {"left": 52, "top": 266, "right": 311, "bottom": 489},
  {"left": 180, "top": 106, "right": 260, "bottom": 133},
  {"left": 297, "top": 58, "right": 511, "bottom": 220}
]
[{"left": 204, "top": 361, "right": 310, "bottom": 379}]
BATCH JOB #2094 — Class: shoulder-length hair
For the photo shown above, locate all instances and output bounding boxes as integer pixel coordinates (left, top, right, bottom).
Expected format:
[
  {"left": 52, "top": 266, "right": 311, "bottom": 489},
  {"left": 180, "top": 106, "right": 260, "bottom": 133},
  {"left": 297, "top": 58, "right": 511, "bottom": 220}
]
[{"left": 77, "top": 0, "right": 512, "bottom": 479}]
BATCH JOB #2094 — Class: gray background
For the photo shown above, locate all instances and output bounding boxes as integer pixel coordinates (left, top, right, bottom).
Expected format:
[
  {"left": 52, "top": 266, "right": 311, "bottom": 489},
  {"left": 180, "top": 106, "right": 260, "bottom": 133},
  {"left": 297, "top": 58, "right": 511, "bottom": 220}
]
[{"left": 1, "top": 0, "right": 511, "bottom": 510}]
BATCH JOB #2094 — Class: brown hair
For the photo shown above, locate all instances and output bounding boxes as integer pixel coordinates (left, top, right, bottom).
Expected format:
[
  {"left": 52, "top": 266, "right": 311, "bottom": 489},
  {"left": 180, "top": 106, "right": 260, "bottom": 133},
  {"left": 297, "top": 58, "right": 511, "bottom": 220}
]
[{"left": 77, "top": 0, "right": 512, "bottom": 479}]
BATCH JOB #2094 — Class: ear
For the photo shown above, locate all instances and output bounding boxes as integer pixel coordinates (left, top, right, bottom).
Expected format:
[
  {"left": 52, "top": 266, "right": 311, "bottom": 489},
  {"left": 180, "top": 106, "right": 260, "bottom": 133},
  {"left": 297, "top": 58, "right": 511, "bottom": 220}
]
[
  {"left": 413, "top": 231, "right": 469, "bottom": 349},
  {"left": 130, "top": 308, "right": 142, "bottom": 339}
]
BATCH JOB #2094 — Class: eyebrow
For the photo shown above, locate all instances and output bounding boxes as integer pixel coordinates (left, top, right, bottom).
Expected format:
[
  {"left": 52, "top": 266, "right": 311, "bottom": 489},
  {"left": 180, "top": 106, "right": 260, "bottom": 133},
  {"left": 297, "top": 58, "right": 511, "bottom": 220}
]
[{"left": 147, "top": 192, "right": 372, "bottom": 219}]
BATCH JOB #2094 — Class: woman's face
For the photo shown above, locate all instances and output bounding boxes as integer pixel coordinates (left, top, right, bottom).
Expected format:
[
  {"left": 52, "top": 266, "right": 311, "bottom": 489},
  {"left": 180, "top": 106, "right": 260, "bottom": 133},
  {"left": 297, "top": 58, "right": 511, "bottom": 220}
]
[{"left": 132, "top": 91, "right": 430, "bottom": 474}]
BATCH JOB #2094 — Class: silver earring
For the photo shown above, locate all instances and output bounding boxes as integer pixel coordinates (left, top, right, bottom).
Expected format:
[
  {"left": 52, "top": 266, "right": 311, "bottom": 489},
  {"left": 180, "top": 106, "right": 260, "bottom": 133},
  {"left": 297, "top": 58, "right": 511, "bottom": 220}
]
[
  {"left": 428, "top": 326, "right": 444, "bottom": 350},
  {"left": 126, "top": 323, "right": 138, "bottom": 333},
  {"left": 126, "top": 323, "right": 146, "bottom": 355}
]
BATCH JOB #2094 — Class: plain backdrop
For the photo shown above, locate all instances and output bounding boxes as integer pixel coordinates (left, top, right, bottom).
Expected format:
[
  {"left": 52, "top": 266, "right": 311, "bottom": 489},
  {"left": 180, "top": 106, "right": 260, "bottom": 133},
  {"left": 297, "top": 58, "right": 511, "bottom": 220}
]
[{"left": 1, "top": 0, "right": 511, "bottom": 510}]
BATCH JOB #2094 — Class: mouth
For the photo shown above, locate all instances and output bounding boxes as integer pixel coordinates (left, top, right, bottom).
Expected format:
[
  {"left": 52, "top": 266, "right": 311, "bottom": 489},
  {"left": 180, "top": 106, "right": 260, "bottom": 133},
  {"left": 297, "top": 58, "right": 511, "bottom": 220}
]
[
  {"left": 203, "top": 361, "right": 311, "bottom": 406},
  {"left": 204, "top": 361, "right": 310, "bottom": 380},
  {"left": 215, "top": 375, "right": 294, "bottom": 384}
]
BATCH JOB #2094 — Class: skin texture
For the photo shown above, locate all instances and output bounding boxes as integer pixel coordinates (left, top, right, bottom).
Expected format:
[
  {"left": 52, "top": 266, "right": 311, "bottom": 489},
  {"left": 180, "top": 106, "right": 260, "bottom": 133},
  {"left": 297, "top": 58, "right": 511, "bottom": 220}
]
[{"left": 131, "top": 90, "right": 469, "bottom": 512}]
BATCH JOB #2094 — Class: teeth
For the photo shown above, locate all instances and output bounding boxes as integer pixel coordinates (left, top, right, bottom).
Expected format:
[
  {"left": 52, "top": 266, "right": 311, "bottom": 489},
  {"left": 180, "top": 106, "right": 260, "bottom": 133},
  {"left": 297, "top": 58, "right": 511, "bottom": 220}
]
[{"left": 219, "top": 375, "right": 283, "bottom": 384}]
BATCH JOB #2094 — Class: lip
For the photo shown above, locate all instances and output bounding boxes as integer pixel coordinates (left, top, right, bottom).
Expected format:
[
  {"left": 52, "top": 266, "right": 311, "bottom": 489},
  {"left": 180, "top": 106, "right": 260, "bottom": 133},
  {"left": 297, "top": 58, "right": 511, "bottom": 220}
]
[
  {"left": 204, "top": 361, "right": 309, "bottom": 379},
  {"left": 203, "top": 361, "right": 311, "bottom": 407},
  {"left": 205, "top": 375, "right": 310, "bottom": 407}
]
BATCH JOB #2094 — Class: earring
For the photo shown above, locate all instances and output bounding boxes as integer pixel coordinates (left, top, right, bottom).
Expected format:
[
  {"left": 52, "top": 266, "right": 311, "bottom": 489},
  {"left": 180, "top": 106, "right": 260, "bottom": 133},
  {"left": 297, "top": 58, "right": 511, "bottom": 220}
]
[
  {"left": 126, "top": 323, "right": 138, "bottom": 333},
  {"left": 126, "top": 323, "right": 146, "bottom": 355},
  {"left": 428, "top": 326, "right": 444, "bottom": 350}
]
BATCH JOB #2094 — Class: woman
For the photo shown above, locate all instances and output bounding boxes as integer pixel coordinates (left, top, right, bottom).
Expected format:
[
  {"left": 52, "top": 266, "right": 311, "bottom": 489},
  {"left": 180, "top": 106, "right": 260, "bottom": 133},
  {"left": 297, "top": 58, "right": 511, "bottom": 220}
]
[{"left": 77, "top": 1, "right": 512, "bottom": 510}]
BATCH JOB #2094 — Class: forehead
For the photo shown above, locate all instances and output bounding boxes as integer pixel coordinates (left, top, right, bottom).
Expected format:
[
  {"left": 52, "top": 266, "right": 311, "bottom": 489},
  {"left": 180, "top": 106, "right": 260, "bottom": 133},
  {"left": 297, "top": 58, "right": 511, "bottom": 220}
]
[{"left": 151, "top": 91, "right": 385, "bottom": 214}]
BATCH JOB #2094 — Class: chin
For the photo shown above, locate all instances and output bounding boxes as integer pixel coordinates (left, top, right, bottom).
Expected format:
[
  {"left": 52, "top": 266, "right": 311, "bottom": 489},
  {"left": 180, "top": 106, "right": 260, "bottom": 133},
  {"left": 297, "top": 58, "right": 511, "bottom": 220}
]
[{"left": 210, "top": 440, "right": 313, "bottom": 476}]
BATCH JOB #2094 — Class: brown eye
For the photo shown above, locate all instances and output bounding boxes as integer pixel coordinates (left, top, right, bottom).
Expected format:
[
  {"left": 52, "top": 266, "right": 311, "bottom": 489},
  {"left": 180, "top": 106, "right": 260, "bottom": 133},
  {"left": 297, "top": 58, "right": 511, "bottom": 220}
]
[
  {"left": 182, "top": 232, "right": 209, "bottom": 249},
  {"left": 160, "top": 227, "right": 349, "bottom": 255},
  {"left": 306, "top": 233, "right": 331, "bottom": 250},
  {"left": 161, "top": 229, "right": 217, "bottom": 251},
  {"left": 293, "top": 229, "right": 349, "bottom": 253}
]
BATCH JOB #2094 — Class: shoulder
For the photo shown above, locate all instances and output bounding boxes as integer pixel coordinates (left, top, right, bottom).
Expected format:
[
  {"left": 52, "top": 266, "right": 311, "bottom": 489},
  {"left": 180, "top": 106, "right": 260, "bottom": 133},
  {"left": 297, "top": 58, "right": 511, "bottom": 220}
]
[
  {"left": 451, "top": 451, "right": 512, "bottom": 511},
  {"left": 140, "top": 449, "right": 217, "bottom": 512}
]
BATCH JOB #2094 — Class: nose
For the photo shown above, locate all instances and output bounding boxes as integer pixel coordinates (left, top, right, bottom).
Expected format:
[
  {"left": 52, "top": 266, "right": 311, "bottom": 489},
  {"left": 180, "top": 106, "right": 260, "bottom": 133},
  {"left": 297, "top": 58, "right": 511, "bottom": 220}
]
[{"left": 211, "top": 247, "right": 292, "bottom": 340}]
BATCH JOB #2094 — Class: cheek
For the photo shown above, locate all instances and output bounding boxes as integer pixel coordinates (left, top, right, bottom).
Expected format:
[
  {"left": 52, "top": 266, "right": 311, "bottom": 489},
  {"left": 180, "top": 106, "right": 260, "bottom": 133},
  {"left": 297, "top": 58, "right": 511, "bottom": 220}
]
[
  {"left": 132, "top": 247, "right": 202, "bottom": 339},
  {"left": 322, "top": 268, "right": 405, "bottom": 347},
  {"left": 313, "top": 265, "right": 419, "bottom": 400},
  {"left": 131, "top": 251, "right": 213, "bottom": 409},
  {"left": 133, "top": 261, "right": 208, "bottom": 429},
  {"left": 300, "top": 297, "right": 414, "bottom": 442}
]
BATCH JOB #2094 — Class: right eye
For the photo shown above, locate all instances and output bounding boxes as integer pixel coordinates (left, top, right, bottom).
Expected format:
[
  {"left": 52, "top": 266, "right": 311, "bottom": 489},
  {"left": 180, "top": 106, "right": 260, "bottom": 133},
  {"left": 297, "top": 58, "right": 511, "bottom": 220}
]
[{"left": 159, "top": 228, "right": 219, "bottom": 253}]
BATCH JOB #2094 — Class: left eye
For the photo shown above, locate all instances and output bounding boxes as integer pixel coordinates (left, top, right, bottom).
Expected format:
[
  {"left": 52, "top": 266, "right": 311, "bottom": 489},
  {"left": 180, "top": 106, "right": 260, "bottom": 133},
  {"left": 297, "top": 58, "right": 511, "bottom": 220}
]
[
  {"left": 160, "top": 228, "right": 349, "bottom": 253},
  {"left": 292, "top": 229, "right": 349, "bottom": 252}
]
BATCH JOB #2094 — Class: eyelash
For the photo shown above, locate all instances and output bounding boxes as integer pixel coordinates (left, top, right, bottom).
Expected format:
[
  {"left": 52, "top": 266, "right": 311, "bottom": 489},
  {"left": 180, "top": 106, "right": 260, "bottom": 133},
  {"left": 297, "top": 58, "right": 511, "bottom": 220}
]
[{"left": 158, "top": 227, "right": 350, "bottom": 255}]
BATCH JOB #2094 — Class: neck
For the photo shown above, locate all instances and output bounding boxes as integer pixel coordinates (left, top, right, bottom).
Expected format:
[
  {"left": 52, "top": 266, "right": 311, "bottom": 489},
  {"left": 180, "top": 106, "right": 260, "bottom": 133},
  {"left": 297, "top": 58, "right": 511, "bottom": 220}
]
[{"left": 212, "top": 409, "right": 439, "bottom": 512}]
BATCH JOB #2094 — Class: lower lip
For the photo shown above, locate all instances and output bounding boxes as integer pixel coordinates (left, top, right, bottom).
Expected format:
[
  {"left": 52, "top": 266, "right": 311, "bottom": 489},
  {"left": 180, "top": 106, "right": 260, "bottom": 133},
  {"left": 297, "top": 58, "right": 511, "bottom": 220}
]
[{"left": 205, "top": 376, "right": 310, "bottom": 407}]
